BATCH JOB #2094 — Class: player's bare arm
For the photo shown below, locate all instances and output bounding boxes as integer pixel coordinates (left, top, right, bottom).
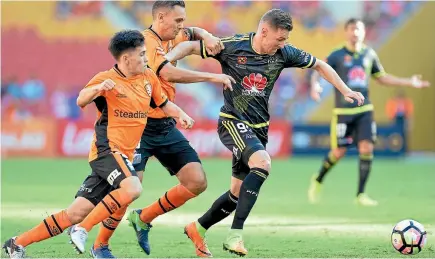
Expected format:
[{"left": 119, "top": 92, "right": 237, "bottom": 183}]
[
  {"left": 163, "top": 41, "right": 202, "bottom": 62},
  {"left": 160, "top": 101, "right": 195, "bottom": 129},
  {"left": 76, "top": 79, "right": 116, "bottom": 108},
  {"left": 312, "top": 59, "right": 365, "bottom": 106},
  {"left": 309, "top": 70, "right": 323, "bottom": 102},
  {"left": 190, "top": 27, "right": 224, "bottom": 55},
  {"left": 376, "top": 74, "right": 430, "bottom": 88}
]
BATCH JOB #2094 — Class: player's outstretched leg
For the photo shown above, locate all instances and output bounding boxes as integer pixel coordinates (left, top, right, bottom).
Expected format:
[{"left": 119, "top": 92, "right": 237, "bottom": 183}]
[
  {"left": 2, "top": 197, "right": 95, "bottom": 258},
  {"left": 223, "top": 150, "right": 271, "bottom": 256},
  {"left": 355, "top": 140, "right": 377, "bottom": 206},
  {"left": 185, "top": 183, "right": 239, "bottom": 257},
  {"left": 70, "top": 177, "right": 142, "bottom": 254},
  {"left": 308, "top": 148, "right": 346, "bottom": 203},
  {"left": 127, "top": 162, "right": 205, "bottom": 255}
]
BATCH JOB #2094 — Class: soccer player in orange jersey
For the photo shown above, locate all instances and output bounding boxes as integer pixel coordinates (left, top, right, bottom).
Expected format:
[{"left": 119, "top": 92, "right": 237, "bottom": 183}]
[
  {"left": 2, "top": 29, "right": 194, "bottom": 258},
  {"left": 90, "top": 1, "right": 236, "bottom": 257}
]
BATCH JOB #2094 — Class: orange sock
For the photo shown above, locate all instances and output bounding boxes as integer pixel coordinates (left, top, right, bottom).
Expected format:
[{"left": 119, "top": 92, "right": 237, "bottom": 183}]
[
  {"left": 79, "top": 188, "right": 133, "bottom": 232},
  {"left": 140, "top": 184, "right": 196, "bottom": 223},
  {"left": 93, "top": 206, "right": 127, "bottom": 249},
  {"left": 15, "top": 210, "right": 71, "bottom": 247}
]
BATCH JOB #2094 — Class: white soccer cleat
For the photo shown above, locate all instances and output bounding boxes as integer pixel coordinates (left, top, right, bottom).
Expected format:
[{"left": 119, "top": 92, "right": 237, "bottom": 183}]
[
  {"left": 69, "top": 225, "right": 88, "bottom": 254},
  {"left": 2, "top": 237, "right": 26, "bottom": 258}
]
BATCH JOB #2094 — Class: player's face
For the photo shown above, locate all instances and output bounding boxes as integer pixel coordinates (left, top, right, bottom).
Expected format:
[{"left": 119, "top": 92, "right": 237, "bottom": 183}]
[
  {"left": 125, "top": 45, "right": 147, "bottom": 75},
  {"left": 160, "top": 6, "right": 186, "bottom": 40},
  {"left": 346, "top": 21, "right": 365, "bottom": 44},
  {"left": 261, "top": 26, "right": 289, "bottom": 55}
]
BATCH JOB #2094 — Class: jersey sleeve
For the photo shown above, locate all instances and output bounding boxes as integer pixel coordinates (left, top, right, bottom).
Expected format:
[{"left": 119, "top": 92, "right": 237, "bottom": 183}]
[
  {"left": 199, "top": 34, "right": 241, "bottom": 63},
  {"left": 147, "top": 69, "right": 168, "bottom": 108},
  {"left": 145, "top": 35, "right": 169, "bottom": 76},
  {"left": 83, "top": 72, "right": 106, "bottom": 97},
  {"left": 370, "top": 49, "right": 386, "bottom": 78},
  {"left": 282, "top": 44, "right": 316, "bottom": 69},
  {"left": 174, "top": 27, "right": 194, "bottom": 45}
]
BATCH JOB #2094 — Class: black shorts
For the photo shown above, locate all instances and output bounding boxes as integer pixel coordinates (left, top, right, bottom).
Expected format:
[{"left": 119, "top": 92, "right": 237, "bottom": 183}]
[
  {"left": 330, "top": 111, "right": 376, "bottom": 149},
  {"left": 76, "top": 152, "right": 137, "bottom": 206},
  {"left": 133, "top": 117, "right": 201, "bottom": 175},
  {"left": 218, "top": 117, "right": 267, "bottom": 181}
]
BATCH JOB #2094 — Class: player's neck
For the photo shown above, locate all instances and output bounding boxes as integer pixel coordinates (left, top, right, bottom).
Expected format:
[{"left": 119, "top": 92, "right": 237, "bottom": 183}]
[
  {"left": 150, "top": 23, "right": 166, "bottom": 41},
  {"left": 252, "top": 34, "right": 268, "bottom": 55},
  {"left": 346, "top": 42, "right": 363, "bottom": 53},
  {"left": 116, "top": 64, "right": 135, "bottom": 78}
]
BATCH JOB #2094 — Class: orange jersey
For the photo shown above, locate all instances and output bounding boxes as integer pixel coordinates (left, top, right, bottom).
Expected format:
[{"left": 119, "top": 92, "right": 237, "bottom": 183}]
[
  {"left": 143, "top": 27, "right": 193, "bottom": 119},
  {"left": 85, "top": 65, "right": 168, "bottom": 162}
]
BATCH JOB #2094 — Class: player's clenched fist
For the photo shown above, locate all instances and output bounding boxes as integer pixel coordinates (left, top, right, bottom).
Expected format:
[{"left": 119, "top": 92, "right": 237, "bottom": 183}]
[
  {"left": 96, "top": 79, "right": 116, "bottom": 91},
  {"left": 179, "top": 112, "right": 195, "bottom": 130}
]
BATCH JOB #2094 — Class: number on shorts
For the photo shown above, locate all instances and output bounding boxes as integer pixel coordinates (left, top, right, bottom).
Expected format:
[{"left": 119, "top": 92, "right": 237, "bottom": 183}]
[
  {"left": 236, "top": 122, "right": 249, "bottom": 133},
  {"left": 336, "top": 123, "right": 347, "bottom": 138},
  {"left": 107, "top": 169, "right": 122, "bottom": 185}
]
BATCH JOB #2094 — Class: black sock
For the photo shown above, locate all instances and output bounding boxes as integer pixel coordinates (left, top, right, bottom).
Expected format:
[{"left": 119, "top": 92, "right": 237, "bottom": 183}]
[
  {"left": 358, "top": 154, "right": 373, "bottom": 195},
  {"left": 316, "top": 151, "right": 338, "bottom": 183},
  {"left": 198, "top": 191, "right": 238, "bottom": 230},
  {"left": 231, "top": 168, "right": 269, "bottom": 230}
]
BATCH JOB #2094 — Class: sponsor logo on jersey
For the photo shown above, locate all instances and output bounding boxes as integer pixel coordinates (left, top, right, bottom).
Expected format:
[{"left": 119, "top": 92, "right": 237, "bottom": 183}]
[{"left": 241, "top": 73, "right": 268, "bottom": 96}]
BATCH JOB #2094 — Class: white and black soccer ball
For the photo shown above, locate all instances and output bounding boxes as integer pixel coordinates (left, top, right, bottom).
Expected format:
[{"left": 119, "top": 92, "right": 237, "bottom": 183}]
[{"left": 391, "top": 219, "right": 427, "bottom": 255}]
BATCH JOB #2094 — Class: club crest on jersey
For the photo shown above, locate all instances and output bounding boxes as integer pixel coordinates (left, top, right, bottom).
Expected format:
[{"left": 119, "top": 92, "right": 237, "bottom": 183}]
[
  {"left": 241, "top": 73, "right": 268, "bottom": 96},
  {"left": 237, "top": 56, "right": 247, "bottom": 65},
  {"left": 344, "top": 55, "right": 353, "bottom": 67},
  {"left": 144, "top": 81, "right": 152, "bottom": 96}
]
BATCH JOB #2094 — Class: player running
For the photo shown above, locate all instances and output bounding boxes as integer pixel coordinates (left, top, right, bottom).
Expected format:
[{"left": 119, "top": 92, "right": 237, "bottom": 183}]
[
  {"left": 308, "top": 18, "right": 430, "bottom": 206},
  {"left": 161, "top": 9, "right": 364, "bottom": 257},
  {"left": 90, "top": 1, "right": 235, "bottom": 258},
  {"left": 2, "top": 29, "right": 194, "bottom": 258}
]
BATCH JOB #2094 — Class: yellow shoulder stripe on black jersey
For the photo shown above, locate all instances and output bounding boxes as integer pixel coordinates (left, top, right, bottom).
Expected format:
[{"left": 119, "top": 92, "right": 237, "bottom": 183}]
[
  {"left": 302, "top": 56, "right": 314, "bottom": 68},
  {"left": 372, "top": 71, "right": 386, "bottom": 78},
  {"left": 219, "top": 112, "right": 269, "bottom": 128},
  {"left": 221, "top": 36, "right": 249, "bottom": 43}
]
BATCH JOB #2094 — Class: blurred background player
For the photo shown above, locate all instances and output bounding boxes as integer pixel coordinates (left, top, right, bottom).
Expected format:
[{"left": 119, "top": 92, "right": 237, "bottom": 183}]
[
  {"left": 163, "top": 9, "right": 364, "bottom": 257},
  {"left": 91, "top": 1, "right": 235, "bottom": 258},
  {"left": 308, "top": 18, "right": 430, "bottom": 206},
  {"left": 2, "top": 29, "right": 195, "bottom": 258}
]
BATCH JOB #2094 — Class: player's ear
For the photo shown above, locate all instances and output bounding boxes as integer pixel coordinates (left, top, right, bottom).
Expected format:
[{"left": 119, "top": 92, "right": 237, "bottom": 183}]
[
  {"left": 261, "top": 27, "right": 268, "bottom": 37},
  {"left": 158, "top": 11, "right": 165, "bottom": 23}
]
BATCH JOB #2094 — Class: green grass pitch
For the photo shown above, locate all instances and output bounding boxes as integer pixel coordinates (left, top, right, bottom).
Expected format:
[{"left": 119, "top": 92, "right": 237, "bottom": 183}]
[{"left": 1, "top": 157, "right": 434, "bottom": 257}]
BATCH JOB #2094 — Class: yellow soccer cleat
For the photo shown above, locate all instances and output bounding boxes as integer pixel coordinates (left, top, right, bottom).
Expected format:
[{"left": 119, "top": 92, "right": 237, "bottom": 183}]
[
  {"left": 223, "top": 230, "right": 248, "bottom": 257},
  {"left": 308, "top": 175, "right": 322, "bottom": 204},
  {"left": 355, "top": 193, "right": 378, "bottom": 206}
]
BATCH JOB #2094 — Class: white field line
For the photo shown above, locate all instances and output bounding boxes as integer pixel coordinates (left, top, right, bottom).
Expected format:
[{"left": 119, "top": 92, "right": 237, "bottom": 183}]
[{"left": 2, "top": 204, "right": 434, "bottom": 235}]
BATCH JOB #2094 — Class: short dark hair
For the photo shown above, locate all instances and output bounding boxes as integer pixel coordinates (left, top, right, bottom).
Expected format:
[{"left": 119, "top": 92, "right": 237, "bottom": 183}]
[
  {"left": 152, "top": 0, "right": 185, "bottom": 17},
  {"left": 108, "top": 30, "right": 145, "bottom": 60},
  {"left": 344, "top": 18, "right": 364, "bottom": 29},
  {"left": 261, "top": 9, "right": 293, "bottom": 31}
]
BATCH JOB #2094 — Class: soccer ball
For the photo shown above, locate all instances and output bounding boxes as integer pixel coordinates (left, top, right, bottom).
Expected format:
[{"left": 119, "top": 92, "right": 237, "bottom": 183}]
[{"left": 391, "top": 219, "right": 427, "bottom": 255}]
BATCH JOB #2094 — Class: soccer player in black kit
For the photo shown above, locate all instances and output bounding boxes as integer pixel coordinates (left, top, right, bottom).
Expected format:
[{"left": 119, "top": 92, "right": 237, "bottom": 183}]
[
  {"left": 163, "top": 9, "right": 364, "bottom": 257},
  {"left": 308, "top": 18, "right": 430, "bottom": 207}
]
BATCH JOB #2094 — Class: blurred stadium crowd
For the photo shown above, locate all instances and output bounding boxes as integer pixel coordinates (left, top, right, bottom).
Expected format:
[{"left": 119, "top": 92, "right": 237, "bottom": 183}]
[{"left": 1, "top": 1, "right": 421, "bottom": 123}]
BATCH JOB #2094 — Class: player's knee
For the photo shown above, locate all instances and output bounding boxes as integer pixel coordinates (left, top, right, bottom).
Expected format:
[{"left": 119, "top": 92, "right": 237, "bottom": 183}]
[
  {"left": 66, "top": 207, "right": 88, "bottom": 224},
  {"left": 120, "top": 176, "right": 143, "bottom": 201},
  {"left": 332, "top": 148, "right": 347, "bottom": 160},
  {"left": 358, "top": 141, "right": 373, "bottom": 154},
  {"left": 248, "top": 150, "right": 272, "bottom": 173},
  {"left": 177, "top": 162, "right": 207, "bottom": 195}
]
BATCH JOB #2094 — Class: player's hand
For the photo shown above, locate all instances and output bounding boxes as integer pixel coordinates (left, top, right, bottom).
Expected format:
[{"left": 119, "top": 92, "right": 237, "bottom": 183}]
[
  {"left": 204, "top": 35, "right": 224, "bottom": 56},
  {"left": 410, "top": 75, "right": 430, "bottom": 88},
  {"left": 178, "top": 113, "right": 195, "bottom": 130},
  {"left": 310, "top": 82, "right": 323, "bottom": 102},
  {"left": 343, "top": 90, "right": 365, "bottom": 106},
  {"left": 214, "top": 74, "right": 235, "bottom": 91},
  {"left": 96, "top": 79, "right": 116, "bottom": 92},
  {"left": 156, "top": 47, "right": 166, "bottom": 56}
]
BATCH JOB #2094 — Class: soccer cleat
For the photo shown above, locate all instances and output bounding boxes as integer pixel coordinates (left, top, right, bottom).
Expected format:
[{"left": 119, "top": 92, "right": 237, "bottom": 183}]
[
  {"left": 90, "top": 244, "right": 116, "bottom": 258},
  {"left": 184, "top": 222, "right": 212, "bottom": 258},
  {"left": 127, "top": 209, "right": 152, "bottom": 255},
  {"left": 2, "top": 237, "right": 25, "bottom": 258},
  {"left": 69, "top": 225, "right": 88, "bottom": 254},
  {"left": 308, "top": 175, "right": 322, "bottom": 204},
  {"left": 223, "top": 230, "right": 248, "bottom": 256},
  {"left": 355, "top": 193, "right": 378, "bottom": 206}
]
